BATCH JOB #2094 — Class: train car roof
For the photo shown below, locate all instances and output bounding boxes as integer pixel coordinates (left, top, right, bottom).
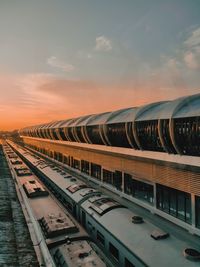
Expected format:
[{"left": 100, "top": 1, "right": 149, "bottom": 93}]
[
  {"left": 81, "top": 201, "right": 199, "bottom": 267},
  {"left": 10, "top": 144, "right": 101, "bottom": 204}
]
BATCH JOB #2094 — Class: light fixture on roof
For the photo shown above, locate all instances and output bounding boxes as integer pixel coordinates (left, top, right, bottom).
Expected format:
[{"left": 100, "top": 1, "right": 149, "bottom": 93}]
[
  {"left": 151, "top": 229, "right": 169, "bottom": 240},
  {"left": 183, "top": 248, "right": 200, "bottom": 261},
  {"left": 132, "top": 215, "right": 144, "bottom": 224}
]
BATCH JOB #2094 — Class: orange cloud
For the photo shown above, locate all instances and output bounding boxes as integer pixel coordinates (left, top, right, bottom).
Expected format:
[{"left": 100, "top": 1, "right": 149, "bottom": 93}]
[{"left": 0, "top": 72, "right": 199, "bottom": 131}]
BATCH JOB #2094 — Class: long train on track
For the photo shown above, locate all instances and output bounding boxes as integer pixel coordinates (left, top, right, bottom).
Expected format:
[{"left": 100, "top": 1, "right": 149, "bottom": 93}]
[{"left": 3, "top": 142, "right": 110, "bottom": 267}]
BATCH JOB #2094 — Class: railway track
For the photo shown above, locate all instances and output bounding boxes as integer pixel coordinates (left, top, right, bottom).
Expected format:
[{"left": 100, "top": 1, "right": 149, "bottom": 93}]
[{"left": 0, "top": 145, "right": 39, "bottom": 267}]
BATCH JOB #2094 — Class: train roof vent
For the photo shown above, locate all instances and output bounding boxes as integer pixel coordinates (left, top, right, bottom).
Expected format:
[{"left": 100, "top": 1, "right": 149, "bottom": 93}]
[
  {"left": 64, "top": 175, "right": 72, "bottom": 179},
  {"left": 151, "top": 229, "right": 169, "bottom": 240},
  {"left": 183, "top": 248, "right": 200, "bottom": 261},
  {"left": 132, "top": 216, "right": 144, "bottom": 224},
  {"left": 78, "top": 252, "right": 89, "bottom": 259}
]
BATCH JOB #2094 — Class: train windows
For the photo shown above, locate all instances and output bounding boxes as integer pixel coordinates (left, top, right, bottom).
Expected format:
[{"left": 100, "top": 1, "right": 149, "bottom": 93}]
[
  {"left": 96, "top": 231, "right": 105, "bottom": 247},
  {"left": 82, "top": 211, "right": 86, "bottom": 228},
  {"left": 125, "top": 258, "right": 135, "bottom": 267},
  {"left": 156, "top": 184, "right": 191, "bottom": 224},
  {"left": 109, "top": 242, "right": 119, "bottom": 262},
  {"left": 87, "top": 221, "right": 95, "bottom": 233},
  {"left": 195, "top": 196, "right": 200, "bottom": 229}
]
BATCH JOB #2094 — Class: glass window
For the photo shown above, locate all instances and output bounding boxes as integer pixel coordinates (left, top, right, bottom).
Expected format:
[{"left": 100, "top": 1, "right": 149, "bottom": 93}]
[
  {"left": 109, "top": 243, "right": 119, "bottom": 261},
  {"left": 195, "top": 196, "right": 200, "bottom": 229},
  {"left": 97, "top": 231, "right": 105, "bottom": 246},
  {"left": 86, "top": 125, "right": 104, "bottom": 145},
  {"left": 81, "top": 160, "right": 90, "bottom": 175},
  {"left": 185, "top": 195, "right": 191, "bottom": 224},
  {"left": 174, "top": 117, "right": 200, "bottom": 156},
  {"left": 73, "top": 159, "right": 80, "bottom": 170},
  {"left": 125, "top": 258, "right": 135, "bottom": 267},
  {"left": 113, "top": 171, "right": 122, "bottom": 191},
  {"left": 124, "top": 174, "right": 153, "bottom": 204},
  {"left": 106, "top": 123, "right": 131, "bottom": 148},
  {"left": 124, "top": 173, "right": 133, "bottom": 195},
  {"left": 156, "top": 184, "right": 191, "bottom": 224},
  {"left": 177, "top": 192, "right": 185, "bottom": 221},
  {"left": 169, "top": 189, "right": 177, "bottom": 216},
  {"left": 136, "top": 120, "right": 164, "bottom": 152},
  {"left": 91, "top": 163, "right": 101, "bottom": 180},
  {"left": 163, "top": 189, "right": 170, "bottom": 213},
  {"left": 103, "top": 169, "right": 113, "bottom": 185}
]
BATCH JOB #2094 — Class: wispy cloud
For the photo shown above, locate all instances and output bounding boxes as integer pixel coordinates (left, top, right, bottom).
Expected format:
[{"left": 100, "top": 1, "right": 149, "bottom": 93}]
[
  {"left": 95, "top": 36, "right": 112, "bottom": 51},
  {"left": 184, "top": 27, "right": 200, "bottom": 48},
  {"left": 159, "top": 26, "right": 200, "bottom": 72},
  {"left": 182, "top": 27, "right": 200, "bottom": 69},
  {"left": 47, "top": 56, "right": 75, "bottom": 72},
  {"left": 0, "top": 71, "right": 199, "bottom": 131},
  {"left": 184, "top": 51, "right": 199, "bottom": 69},
  {"left": 77, "top": 50, "right": 93, "bottom": 60}
]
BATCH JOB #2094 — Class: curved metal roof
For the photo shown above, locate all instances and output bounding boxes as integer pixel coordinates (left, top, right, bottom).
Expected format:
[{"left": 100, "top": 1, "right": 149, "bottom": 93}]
[
  {"left": 173, "top": 93, "right": 200, "bottom": 118},
  {"left": 69, "top": 114, "right": 93, "bottom": 127},
  {"left": 135, "top": 101, "right": 170, "bottom": 121},
  {"left": 106, "top": 107, "right": 138, "bottom": 124},
  {"left": 48, "top": 120, "right": 66, "bottom": 129},
  {"left": 20, "top": 93, "right": 200, "bottom": 131},
  {"left": 86, "top": 111, "right": 112, "bottom": 126}
]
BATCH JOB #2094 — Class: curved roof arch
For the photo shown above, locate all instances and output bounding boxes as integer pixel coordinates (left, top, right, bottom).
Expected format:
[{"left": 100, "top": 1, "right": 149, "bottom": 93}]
[
  {"left": 172, "top": 93, "right": 200, "bottom": 118},
  {"left": 20, "top": 93, "right": 200, "bottom": 133},
  {"left": 135, "top": 101, "right": 167, "bottom": 121},
  {"left": 106, "top": 107, "right": 138, "bottom": 124},
  {"left": 86, "top": 111, "right": 112, "bottom": 126}
]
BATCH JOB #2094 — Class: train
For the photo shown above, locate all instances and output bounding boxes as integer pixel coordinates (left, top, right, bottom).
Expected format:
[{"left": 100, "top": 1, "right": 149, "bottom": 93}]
[
  {"left": 19, "top": 93, "right": 200, "bottom": 157},
  {"left": 3, "top": 143, "right": 109, "bottom": 267},
  {"left": 8, "top": 140, "right": 200, "bottom": 267}
]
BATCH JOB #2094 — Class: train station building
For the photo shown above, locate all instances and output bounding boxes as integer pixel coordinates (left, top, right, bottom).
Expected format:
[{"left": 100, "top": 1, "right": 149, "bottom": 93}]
[{"left": 19, "top": 93, "right": 200, "bottom": 236}]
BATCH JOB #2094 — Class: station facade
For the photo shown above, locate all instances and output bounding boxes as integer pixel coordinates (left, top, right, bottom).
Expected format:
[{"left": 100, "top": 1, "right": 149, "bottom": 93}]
[{"left": 20, "top": 94, "right": 200, "bottom": 236}]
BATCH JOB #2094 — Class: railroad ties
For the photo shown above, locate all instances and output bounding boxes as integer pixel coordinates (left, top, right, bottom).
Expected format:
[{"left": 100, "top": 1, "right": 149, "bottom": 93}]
[{"left": 0, "top": 145, "right": 39, "bottom": 267}]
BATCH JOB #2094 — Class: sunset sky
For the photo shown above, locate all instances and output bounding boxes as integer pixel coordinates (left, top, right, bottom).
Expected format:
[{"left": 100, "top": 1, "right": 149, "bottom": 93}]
[{"left": 0, "top": 0, "right": 200, "bottom": 130}]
